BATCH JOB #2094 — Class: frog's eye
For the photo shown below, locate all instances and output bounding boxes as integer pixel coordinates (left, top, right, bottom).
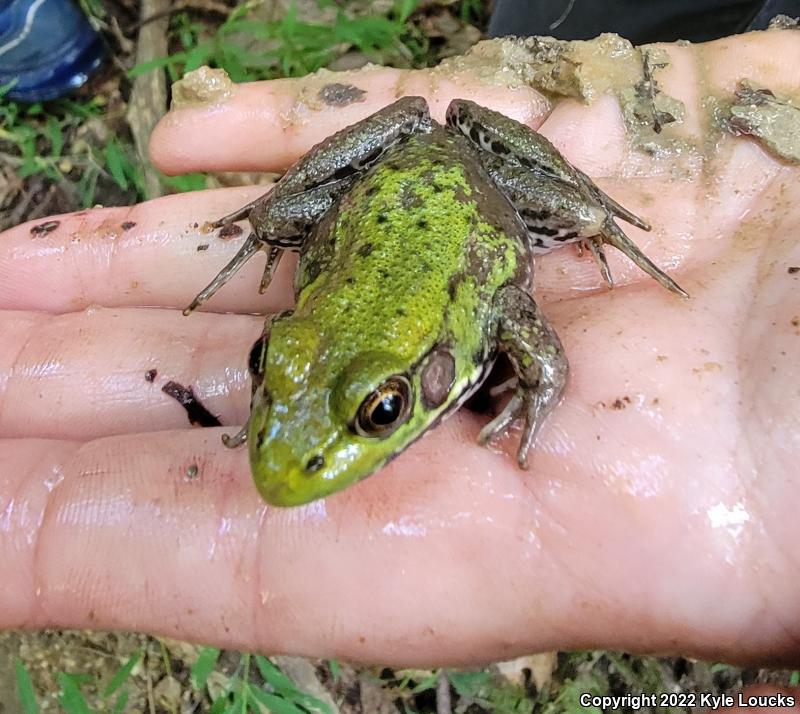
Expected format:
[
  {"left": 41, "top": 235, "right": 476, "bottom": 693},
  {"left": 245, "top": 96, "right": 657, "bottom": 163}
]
[{"left": 355, "top": 375, "right": 413, "bottom": 437}]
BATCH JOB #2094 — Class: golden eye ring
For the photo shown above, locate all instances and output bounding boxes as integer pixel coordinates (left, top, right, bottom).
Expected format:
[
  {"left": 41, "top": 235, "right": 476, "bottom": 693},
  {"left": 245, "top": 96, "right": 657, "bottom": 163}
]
[{"left": 355, "top": 375, "right": 413, "bottom": 437}]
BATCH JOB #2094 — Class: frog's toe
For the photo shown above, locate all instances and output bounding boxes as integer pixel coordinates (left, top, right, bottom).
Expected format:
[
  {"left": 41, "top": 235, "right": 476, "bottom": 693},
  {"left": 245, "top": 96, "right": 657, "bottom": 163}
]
[
  {"left": 183, "top": 231, "right": 262, "bottom": 315},
  {"left": 600, "top": 219, "right": 689, "bottom": 298},
  {"left": 477, "top": 389, "right": 550, "bottom": 469},
  {"left": 258, "top": 246, "right": 283, "bottom": 294},
  {"left": 489, "top": 376, "right": 518, "bottom": 398},
  {"left": 584, "top": 238, "right": 614, "bottom": 288},
  {"left": 477, "top": 392, "right": 522, "bottom": 447},
  {"left": 222, "top": 423, "right": 248, "bottom": 448}
]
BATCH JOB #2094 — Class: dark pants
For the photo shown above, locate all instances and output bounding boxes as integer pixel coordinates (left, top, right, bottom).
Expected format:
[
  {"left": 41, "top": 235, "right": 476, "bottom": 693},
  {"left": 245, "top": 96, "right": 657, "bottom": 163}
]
[{"left": 488, "top": 0, "right": 799, "bottom": 42}]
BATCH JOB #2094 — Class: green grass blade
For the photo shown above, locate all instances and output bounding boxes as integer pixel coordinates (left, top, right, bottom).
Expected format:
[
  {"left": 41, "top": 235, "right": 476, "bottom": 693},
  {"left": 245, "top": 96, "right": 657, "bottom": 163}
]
[
  {"left": 13, "top": 660, "right": 40, "bottom": 714},
  {"left": 191, "top": 646, "right": 221, "bottom": 689},
  {"left": 253, "top": 657, "right": 332, "bottom": 713},
  {"left": 111, "top": 688, "right": 129, "bottom": 714},
  {"left": 103, "top": 138, "right": 130, "bottom": 191},
  {"left": 57, "top": 673, "right": 93, "bottom": 714},
  {"left": 248, "top": 687, "right": 307, "bottom": 714},
  {"left": 103, "top": 649, "right": 142, "bottom": 698}
]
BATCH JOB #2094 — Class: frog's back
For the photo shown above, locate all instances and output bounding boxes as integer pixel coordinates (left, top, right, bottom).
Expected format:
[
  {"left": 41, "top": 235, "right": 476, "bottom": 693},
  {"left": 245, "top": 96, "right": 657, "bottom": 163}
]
[{"left": 294, "top": 126, "right": 530, "bottom": 365}]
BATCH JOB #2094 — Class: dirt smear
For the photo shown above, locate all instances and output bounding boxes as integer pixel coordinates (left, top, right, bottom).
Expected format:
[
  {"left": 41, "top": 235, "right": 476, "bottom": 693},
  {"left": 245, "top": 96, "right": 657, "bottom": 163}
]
[{"left": 722, "top": 80, "right": 800, "bottom": 165}]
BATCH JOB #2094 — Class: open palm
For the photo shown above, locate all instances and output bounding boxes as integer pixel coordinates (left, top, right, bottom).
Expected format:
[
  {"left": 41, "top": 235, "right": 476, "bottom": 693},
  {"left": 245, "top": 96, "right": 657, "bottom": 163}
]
[{"left": 0, "top": 29, "right": 798, "bottom": 667}]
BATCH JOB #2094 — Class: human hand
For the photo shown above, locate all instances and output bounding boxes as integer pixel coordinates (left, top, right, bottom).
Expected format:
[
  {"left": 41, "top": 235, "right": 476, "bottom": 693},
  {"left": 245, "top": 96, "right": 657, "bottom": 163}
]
[{"left": 0, "top": 29, "right": 798, "bottom": 667}]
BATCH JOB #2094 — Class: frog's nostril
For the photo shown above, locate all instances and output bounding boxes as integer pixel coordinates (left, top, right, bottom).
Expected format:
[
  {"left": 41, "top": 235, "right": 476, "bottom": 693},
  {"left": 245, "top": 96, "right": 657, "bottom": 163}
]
[{"left": 306, "top": 455, "right": 325, "bottom": 473}]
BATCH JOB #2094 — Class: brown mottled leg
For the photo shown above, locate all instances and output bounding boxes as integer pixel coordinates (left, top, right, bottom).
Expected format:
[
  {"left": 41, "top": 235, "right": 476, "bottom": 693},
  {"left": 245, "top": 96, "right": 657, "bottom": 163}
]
[{"left": 478, "top": 285, "right": 568, "bottom": 467}]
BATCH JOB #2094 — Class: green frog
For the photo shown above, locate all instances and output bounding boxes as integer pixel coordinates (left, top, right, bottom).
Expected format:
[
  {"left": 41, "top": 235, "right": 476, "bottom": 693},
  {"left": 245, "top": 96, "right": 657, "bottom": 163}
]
[{"left": 184, "top": 97, "right": 686, "bottom": 506}]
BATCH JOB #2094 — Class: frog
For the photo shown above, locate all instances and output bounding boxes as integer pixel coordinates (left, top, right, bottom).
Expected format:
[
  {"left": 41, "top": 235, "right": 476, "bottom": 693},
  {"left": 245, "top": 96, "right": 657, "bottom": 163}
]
[{"left": 183, "top": 96, "right": 686, "bottom": 506}]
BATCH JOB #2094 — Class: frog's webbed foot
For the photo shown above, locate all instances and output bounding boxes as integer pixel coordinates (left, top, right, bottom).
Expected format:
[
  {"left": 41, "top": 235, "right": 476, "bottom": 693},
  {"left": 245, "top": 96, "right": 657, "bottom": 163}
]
[
  {"left": 478, "top": 285, "right": 568, "bottom": 468},
  {"left": 599, "top": 218, "right": 688, "bottom": 298}
]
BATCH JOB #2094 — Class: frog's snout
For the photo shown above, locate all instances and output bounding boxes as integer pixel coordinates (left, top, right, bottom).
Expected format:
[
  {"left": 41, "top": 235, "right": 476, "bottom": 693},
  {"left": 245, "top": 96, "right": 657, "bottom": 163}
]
[{"left": 305, "top": 453, "right": 325, "bottom": 473}]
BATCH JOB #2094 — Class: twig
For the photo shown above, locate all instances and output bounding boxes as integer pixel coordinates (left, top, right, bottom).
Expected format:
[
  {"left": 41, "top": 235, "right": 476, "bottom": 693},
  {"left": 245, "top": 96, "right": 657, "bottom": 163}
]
[
  {"left": 637, "top": 49, "right": 675, "bottom": 134},
  {"left": 127, "top": 0, "right": 231, "bottom": 33},
  {"left": 436, "top": 670, "right": 452, "bottom": 714},
  {"left": 126, "top": 0, "right": 171, "bottom": 199}
]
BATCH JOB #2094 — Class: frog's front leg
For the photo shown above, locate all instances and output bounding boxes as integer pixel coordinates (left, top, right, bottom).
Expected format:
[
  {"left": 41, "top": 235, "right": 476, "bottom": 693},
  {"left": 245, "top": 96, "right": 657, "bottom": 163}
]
[
  {"left": 185, "top": 96, "right": 433, "bottom": 314},
  {"left": 218, "top": 310, "right": 290, "bottom": 449},
  {"left": 480, "top": 284, "right": 568, "bottom": 468},
  {"left": 447, "top": 99, "right": 688, "bottom": 298}
]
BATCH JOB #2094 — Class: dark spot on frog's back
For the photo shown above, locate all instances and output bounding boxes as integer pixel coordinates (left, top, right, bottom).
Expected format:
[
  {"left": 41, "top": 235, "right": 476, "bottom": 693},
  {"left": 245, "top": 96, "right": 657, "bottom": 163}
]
[
  {"left": 318, "top": 83, "right": 366, "bottom": 107},
  {"left": 357, "top": 243, "right": 374, "bottom": 258},
  {"left": 419, "top": 346, "right": 456, "bottom": 409},
  {"left": 121, "top": 221, "right": 136, "bottom": 231},
  {"left": 400, "top": 184, "right": 423, "bottom": 210},
  {"left": 30, "top": 220, "right": 60, "bottom": 236},
  {"left": 447, "top": 274, "right": 460, "bottom": 300}
]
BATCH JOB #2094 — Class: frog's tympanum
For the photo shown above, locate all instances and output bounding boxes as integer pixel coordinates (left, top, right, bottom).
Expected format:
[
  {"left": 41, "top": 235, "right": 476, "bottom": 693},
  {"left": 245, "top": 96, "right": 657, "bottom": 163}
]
[{"left": 184, "top": 97, "right": 686, "bottom": 506}]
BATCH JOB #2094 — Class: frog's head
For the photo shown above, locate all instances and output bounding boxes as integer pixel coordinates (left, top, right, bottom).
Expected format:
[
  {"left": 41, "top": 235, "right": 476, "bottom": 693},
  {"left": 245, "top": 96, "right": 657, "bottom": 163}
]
[{"left": 245, "top": 316, "right": 460, "bottom": 506}]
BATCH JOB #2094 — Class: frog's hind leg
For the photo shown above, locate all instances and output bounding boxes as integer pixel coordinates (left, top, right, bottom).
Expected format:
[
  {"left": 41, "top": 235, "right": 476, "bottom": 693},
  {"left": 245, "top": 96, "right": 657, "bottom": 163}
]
[
  {"left": 447, "top": 98, "right": 687, "bottom": 297},
  {"left": 446, "top": 98, "right": 651, "bottom": 230},
  {"left": 479, "top": 285, "right": 568, "bottom": 468}
]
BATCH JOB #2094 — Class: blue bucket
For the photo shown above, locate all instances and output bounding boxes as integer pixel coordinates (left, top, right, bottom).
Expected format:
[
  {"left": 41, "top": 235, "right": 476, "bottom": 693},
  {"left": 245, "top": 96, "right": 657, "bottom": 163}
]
[{"left": 0, "top": 0, "right": 104, "bottom": 102}]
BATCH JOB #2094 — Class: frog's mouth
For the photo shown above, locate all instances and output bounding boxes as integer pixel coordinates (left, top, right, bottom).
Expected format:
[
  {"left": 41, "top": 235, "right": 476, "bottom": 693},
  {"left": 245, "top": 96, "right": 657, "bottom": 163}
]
[{"left": 247, "top": 353, "right": 497, "bottom": 508}]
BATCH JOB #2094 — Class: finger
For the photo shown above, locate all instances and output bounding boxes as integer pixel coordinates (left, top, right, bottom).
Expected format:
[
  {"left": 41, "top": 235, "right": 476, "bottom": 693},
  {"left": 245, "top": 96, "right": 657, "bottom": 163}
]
[
  {"left": 2, "top": 407, "right": 797, "bottom": 667},
  {"left": 523, "top": 29, "right": 799, "bottom": 296},
  {"left": 0, "top": 308, "right": 260, "bottom": 440},
  {"left": 0, "top": 187, "right": 296, "bottom": 314},
  {"left": 150, "top": 68, "right": 550, "bottom": 175}
]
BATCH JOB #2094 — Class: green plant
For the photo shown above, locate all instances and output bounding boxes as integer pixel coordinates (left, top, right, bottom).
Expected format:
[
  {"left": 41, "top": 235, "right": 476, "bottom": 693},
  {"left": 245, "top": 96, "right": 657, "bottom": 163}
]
[
  {"left": 0, "top": 92, "right": 146, "bottom": 209},
  {"left": 190, "top": 649, "right": 333, "bottom": 713},
  {"left": 129, "top": 0, "right": 426, "bottom": 84},
  {"left": 14, "top": 651, "right": 142, "bottom": 714}
]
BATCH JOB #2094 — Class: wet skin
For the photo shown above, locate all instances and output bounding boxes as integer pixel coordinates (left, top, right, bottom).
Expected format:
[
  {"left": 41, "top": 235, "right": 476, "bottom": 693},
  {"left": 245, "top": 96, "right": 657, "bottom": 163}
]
[
  {"left": 0, "top": 31, "right": 798, "bottom": 667},
  {"left": 184, "top": 97, "right": 683, "bottom": 506}
]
